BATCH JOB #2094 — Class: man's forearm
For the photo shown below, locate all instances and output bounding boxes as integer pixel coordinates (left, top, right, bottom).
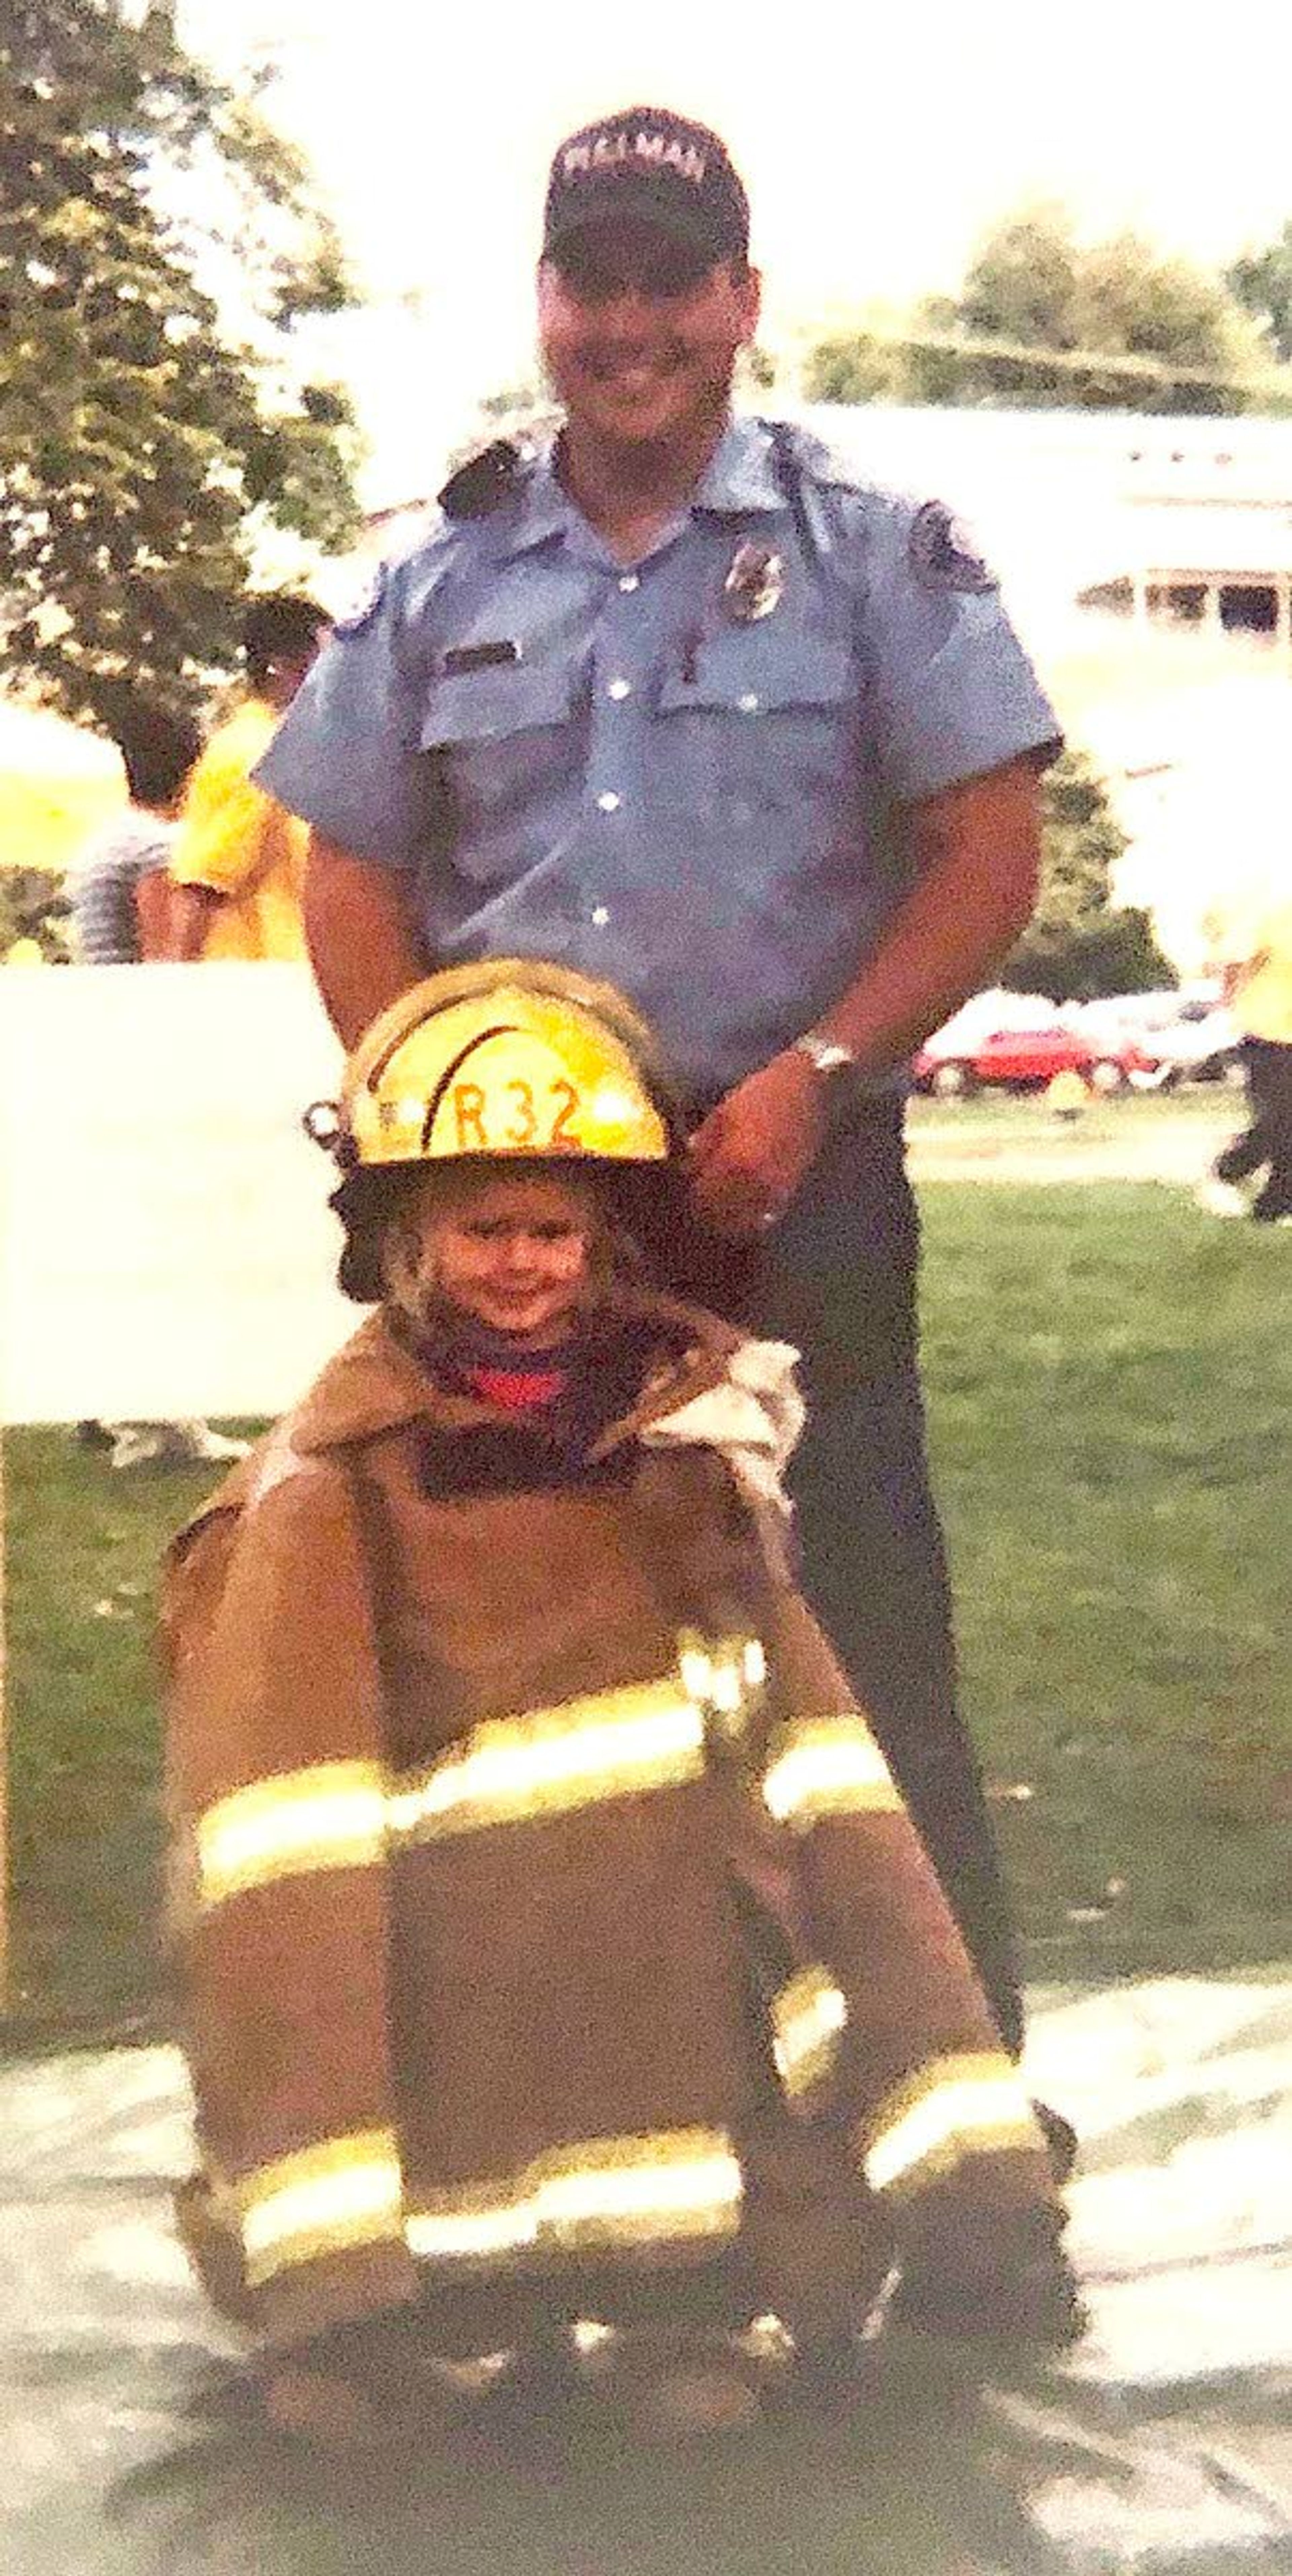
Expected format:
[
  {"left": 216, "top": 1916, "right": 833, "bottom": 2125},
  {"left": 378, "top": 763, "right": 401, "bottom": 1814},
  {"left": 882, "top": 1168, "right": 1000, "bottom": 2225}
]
[
  {"left": 134, "top": 868, "right": 174, "bottom": 960},
  {"left": 167, "top": 881, "right": 225, "bottom": 962},
  {"left": 304, "top": 835, "right": 429, "bottom": 1047},
  {"left": 813, "top": 759, "right": 1044, "bottom": 1071}
]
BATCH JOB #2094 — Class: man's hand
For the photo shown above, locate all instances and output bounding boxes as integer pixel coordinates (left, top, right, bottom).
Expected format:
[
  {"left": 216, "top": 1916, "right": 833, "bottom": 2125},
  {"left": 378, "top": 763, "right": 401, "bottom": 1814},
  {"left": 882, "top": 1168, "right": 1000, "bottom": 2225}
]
[{"left": 688, "top": 1049, "right": 826, "bottom": 1239}]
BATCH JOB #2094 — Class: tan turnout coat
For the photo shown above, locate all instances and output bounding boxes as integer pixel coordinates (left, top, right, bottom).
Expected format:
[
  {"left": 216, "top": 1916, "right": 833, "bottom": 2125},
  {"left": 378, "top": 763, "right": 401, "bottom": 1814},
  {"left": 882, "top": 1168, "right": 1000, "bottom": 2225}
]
[{"left": 162, "top": 1293, "right": 1056, "bottom": 2356}]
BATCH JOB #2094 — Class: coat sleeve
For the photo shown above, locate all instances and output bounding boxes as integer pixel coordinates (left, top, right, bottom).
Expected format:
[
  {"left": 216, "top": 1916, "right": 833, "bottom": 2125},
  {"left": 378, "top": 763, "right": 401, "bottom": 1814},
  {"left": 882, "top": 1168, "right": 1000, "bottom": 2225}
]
[
  {"left": 627, "top": 1441, "right": 1057, "bottom": 2234},
  {"left": 752, "top": 1586, "right": 1058, "bottom": 2229},
  {"left": 162, "top": 1448, "right": 422, "bottom": 2349}
]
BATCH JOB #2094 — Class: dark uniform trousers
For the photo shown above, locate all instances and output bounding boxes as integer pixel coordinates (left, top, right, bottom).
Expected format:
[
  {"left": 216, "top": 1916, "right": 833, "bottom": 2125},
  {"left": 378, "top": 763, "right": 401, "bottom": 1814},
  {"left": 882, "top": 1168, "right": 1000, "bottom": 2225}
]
[{"left": 666, "top": 1094, "right": 1025, "bottom": 2061}]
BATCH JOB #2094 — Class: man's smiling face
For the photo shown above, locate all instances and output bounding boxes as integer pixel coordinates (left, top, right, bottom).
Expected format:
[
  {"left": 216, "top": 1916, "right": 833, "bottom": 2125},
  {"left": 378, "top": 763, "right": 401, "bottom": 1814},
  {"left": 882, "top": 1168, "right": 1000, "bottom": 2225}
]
[{"left": 538, "top": 219, "right": 760, "bottom": 454}]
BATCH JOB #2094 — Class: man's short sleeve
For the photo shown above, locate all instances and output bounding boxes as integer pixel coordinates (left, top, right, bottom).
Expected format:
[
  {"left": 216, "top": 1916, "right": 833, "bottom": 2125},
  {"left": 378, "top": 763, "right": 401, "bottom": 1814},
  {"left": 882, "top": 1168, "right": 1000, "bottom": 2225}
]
[
  {"left": 859, "top": 496, "right": 1062, "bottom": 805},
  {"left": 253, "top": 562, "right": 437, "bottom": 871}
]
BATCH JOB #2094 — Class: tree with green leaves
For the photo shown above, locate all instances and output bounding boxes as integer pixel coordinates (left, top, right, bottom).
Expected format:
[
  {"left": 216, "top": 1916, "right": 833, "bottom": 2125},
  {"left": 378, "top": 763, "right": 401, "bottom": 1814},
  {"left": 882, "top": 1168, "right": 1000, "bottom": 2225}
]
[
  {"left": 804, "top": 207, "right": 1275, "bottom": 415},
  {"left": 801, "top": 330, "right": 905, "bottom": 407},
  {"left": 1, "top": 0, "right": 364, "bottom": 727},
  {"left": 1002, "top": 750, "right": 1175, "bottom": 1002},
  {"left": 1227, "top": 221, "right": 1292, "bottom": 366},
  {"left": 0, "top": 862, "right": 72, "bottom": 960}
]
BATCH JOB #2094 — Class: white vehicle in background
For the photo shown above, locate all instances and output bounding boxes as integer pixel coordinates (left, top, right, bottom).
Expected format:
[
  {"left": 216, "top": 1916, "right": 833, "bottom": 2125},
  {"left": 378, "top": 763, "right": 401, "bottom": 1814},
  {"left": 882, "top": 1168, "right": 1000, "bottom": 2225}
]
[{"left": 1070, "top": 990, "right": 1244, "bottom": 1090}]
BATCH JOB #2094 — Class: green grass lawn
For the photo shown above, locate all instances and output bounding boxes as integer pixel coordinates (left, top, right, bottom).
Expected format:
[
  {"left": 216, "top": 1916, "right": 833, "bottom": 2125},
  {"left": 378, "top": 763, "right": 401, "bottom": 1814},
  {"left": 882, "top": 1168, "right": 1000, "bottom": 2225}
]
[
  {"left": 921, "top": 1183, "right": 1289, "bottom": 1984},
  {"left": 3, "top": 1178, "right": 1288, "bottom": 2045}
]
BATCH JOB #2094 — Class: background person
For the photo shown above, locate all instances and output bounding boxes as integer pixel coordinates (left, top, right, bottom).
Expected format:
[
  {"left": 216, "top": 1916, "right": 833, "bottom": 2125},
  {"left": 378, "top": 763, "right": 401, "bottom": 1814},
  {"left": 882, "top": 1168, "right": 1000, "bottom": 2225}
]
[
  {"left": 167, "top": 592, "right": 328, "bottom": 962},
  {"left": 69, "top": 706, "right": 200, "bottom": 967},
  {"left": 1197, "top": 884, "right": 1292, "bottom": 1225},
  {"left": 69, "top": 707, "right": 248, "bottom": 1473},
  {"left": 253, "top": 109, "right": 1064, "bottom": 2101}
]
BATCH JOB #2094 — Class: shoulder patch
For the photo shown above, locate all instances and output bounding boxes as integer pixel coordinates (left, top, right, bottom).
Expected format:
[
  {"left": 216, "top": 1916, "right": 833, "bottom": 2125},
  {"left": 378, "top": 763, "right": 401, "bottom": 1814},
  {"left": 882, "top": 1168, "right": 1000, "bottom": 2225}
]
[
  {"left": 332, "top": 562, "right": 387, "bottom": 637},
  {"left": 909, "top": 500, "right": 998, "bottom": 594}
]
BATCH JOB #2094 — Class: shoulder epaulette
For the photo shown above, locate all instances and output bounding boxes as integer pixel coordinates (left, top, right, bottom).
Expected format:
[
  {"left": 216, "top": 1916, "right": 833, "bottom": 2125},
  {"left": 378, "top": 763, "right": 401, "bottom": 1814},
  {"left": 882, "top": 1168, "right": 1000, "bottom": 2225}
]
[
  {"left": 436, "top": 438, "right": 530, "bottom": 521},
  {"left": 764, "top": 419, "right": 867, "bottom": 495}
]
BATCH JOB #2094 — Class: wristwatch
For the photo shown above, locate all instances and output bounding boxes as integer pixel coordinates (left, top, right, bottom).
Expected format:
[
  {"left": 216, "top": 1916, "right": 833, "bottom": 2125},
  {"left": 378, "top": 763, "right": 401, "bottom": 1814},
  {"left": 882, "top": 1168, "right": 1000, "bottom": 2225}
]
[{"left": 792, "top": 1031, "right": 859, "bottom": 1080}]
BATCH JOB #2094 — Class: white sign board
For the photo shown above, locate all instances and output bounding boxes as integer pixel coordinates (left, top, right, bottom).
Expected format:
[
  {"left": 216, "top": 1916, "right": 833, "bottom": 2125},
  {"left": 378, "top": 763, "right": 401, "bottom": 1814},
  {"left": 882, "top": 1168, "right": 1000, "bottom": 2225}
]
[{"left": 0, "top": 965, "right": 353, "bottom": 1425}]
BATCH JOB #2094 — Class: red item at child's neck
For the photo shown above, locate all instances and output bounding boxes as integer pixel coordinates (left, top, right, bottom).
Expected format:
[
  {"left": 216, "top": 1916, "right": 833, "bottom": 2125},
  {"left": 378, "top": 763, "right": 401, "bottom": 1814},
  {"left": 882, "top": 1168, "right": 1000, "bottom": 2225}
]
[{"left": 465, "top": 1362, "right": 567, "bottom": 1413}]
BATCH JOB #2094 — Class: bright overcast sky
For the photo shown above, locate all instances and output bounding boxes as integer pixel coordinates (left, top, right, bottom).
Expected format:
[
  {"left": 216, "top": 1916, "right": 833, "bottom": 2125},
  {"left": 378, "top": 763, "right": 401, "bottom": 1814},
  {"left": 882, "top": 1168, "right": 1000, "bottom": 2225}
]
[{"left": 180, "top": 0, "right": 1292, "bottom": 503}]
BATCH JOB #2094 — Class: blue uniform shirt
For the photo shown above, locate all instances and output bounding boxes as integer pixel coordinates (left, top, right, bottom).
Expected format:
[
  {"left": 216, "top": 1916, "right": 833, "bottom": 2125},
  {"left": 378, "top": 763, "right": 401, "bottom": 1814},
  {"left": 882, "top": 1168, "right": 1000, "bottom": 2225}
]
[{"left": 257, "top": 418, "right": 1060, "bottom": 1098}]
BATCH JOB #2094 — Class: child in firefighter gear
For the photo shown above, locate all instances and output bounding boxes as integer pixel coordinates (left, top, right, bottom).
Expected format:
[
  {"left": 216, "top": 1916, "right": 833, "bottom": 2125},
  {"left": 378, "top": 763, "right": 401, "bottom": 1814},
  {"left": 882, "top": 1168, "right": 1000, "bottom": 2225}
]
[{"left": 162, "top": 961, "right": 1080, "bottom": 2449}]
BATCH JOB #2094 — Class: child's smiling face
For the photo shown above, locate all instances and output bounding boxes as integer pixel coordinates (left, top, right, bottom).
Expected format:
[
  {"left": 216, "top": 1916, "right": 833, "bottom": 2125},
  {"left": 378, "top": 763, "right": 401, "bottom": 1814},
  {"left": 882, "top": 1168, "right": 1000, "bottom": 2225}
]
[{"left": 407, "top": 1168, "right": 596, "bottom": 1344}]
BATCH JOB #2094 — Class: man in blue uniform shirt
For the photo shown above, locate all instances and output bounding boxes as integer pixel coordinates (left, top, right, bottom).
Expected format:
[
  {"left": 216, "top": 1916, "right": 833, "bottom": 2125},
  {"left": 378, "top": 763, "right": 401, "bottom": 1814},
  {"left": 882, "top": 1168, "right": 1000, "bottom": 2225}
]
[{"left": 258, "top": 107, "right": 1064, "bottom": 2088}]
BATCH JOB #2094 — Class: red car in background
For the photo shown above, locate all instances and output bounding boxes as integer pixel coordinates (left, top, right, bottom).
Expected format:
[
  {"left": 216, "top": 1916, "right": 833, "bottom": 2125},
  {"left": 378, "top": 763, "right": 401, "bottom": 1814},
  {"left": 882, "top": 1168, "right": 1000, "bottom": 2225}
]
[{"left": 913, "top": 1009, "right": 1150, "bottom": 1098}]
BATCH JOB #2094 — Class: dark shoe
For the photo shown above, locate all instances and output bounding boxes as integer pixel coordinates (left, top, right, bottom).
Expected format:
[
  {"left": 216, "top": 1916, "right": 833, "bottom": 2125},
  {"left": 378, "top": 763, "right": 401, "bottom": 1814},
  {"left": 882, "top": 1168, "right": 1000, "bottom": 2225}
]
[
  {"left": 776, "top": 2330, "right": 877, "bottom": 2420},
  {"left": 888, "top": 2214, "right": 1086, "bottom": 2356}
]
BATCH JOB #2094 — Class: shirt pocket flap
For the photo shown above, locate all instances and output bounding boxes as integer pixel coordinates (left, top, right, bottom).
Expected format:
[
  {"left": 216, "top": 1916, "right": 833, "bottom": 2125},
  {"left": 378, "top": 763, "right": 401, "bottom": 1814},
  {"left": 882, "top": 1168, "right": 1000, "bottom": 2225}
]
[
  {"left": 419, "top": 658, "right": 581, "bottom": 750},
  {"left": 657, "top": 634, "right": 855, "bottom": 716}
]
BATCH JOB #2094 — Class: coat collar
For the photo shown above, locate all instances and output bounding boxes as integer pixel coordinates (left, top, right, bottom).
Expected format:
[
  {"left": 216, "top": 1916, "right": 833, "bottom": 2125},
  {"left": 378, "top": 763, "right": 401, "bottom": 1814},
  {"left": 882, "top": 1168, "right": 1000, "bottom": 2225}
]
[
  {"left": 174, "top": 1297, "right": 798, "bottom": 1561},
  {"left": 281, "top": 1296, "right": 747, "bottom": 1460}
]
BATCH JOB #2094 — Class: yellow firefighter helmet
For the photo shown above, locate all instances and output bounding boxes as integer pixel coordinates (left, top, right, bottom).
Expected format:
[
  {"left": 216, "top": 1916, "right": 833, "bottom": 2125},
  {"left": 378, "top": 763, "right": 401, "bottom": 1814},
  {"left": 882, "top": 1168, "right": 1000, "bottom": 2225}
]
[{"left": 312, "top": 960, "right": 680, "bottom": 1175}]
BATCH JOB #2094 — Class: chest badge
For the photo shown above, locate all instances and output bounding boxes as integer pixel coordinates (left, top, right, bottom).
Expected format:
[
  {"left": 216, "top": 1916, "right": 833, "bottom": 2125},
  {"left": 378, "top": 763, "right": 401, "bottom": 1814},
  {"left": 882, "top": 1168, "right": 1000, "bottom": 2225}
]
[{"left": 723, "top": 541, "right": 785, "bottom": 623}]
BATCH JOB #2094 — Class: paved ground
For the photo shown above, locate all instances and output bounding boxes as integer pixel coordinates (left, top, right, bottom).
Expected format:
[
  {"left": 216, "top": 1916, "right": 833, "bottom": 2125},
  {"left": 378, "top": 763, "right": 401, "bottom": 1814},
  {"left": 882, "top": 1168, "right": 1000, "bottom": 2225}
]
[{"left": 2, "top": 1978, "right": 1289, "bottom": 2576}]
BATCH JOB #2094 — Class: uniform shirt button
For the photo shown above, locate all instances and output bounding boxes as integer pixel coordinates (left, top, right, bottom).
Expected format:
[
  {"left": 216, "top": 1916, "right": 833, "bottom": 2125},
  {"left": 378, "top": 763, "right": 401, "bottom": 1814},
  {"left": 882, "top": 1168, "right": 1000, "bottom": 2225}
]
[
  {"left": 596, "top": 791, "right": 621, "bottom": 813},
  {"left": 738, "top": 691, "right": 760, "bottom": 713},
  {"left": 590, "top": 904, "right": 611, "bottom": 927},
  {"left": 607, "top": 678, "right": 632, "bottom": 701},
  {"left": 618, "top": 572, "right": 640, "bottom": 593}
]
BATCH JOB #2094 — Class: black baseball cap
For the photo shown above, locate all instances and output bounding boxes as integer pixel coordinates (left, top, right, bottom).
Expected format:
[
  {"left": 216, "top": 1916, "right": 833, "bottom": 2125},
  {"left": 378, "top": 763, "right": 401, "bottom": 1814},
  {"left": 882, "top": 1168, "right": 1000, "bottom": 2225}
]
[{"left": 543, "top": 108, "right": 750, "bottom": 269}]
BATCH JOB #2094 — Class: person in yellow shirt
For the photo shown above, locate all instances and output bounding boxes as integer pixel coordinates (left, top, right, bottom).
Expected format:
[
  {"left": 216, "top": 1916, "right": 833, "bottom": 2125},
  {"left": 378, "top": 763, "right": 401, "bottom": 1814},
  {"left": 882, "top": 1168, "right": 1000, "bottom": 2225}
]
[
  {"left": 168, "top": 594, "right": 327, "bottom": 961},
  {"left": 1197, "top": 883, "right": 1292, "bottom": 1225}
]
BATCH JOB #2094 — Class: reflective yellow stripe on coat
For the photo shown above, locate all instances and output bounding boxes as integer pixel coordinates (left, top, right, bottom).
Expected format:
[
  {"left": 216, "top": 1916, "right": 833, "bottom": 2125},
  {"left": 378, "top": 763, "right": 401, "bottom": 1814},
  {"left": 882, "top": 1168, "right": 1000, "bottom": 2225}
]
[
  {"left": 860, "top": 2052, "right": 1042, "bottom": 2198},
  {"left": 770, "top": 1964, "right": 849, "bottom": 2104},
  {"left": 228, "top": 2124, "right": 742, "bottom": 2289},
  {"left": 196, "top": 1760, "right": 388, "bottom": 1908},
  {"left": 406, "top": 2127, "right": 743, "bottom": 2266},
  {"left": 237, "top": 2129, "right": 405, "bottom": 2287},
  {"left": 388, "top": 1676, "right": 708, "bottom": 1844},
  {"left": 761, "top": 1715, "right": 901, "bottom": 1827},
  {"left": 193, "top": 1661, "right": 734, "bottom": 1909}
]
